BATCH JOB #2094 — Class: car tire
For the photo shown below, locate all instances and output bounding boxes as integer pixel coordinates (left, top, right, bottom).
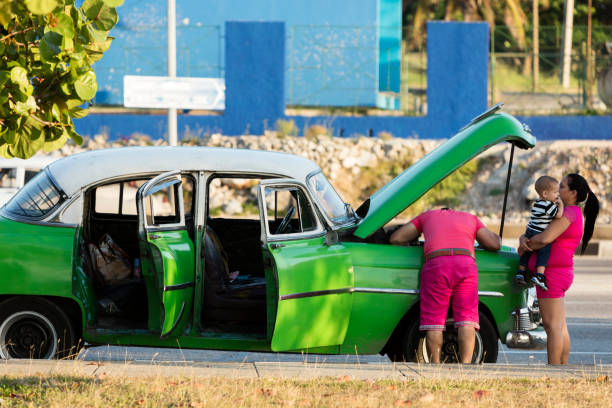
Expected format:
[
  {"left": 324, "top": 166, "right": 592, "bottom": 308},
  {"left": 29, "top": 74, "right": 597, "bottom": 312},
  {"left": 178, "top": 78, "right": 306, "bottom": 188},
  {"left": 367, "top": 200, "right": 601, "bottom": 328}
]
[
  {"left": 412, "top": 312, "right": 498, "bottom": 364},
  {"left": 397, "top": 318, "right": 422, "bottom": 362},
  {"left": 0, "top": 297, "right": 78, "bottom": 359}
]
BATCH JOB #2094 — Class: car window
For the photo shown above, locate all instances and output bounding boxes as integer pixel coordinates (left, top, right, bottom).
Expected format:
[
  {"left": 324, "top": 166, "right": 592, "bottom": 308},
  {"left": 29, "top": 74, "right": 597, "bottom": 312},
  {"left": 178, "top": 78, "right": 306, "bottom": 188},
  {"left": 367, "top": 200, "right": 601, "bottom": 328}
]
[
  {"left": 94, "top": 176, "right": 193, "bottom": 217},
  {"left": 307, "top": 171, "right": 352, "bottom": 225},
  {"left": 144, "top": 181, "right": 179, "bottom": 226},
  {"left": 24, "top": 170, "right": 39, "bottom": 184},
  {"left": 0, "top": 168, "right": 18, "bottom": 188},
  {"left": 264, "top": 186, "right": 318, "bottom": 235},
  {"left": 3, "top": 171, "right": 63, "bottom": 219},
  {"left": 207, "top": 177, "right": 260, "bottom": 220}
]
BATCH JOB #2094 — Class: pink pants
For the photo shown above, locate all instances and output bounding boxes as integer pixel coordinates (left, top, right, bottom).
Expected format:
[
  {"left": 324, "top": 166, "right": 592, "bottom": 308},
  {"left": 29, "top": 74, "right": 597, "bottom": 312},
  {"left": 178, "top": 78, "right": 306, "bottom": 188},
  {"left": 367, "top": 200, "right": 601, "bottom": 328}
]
[{"left": 419, "top": 255, "right": 480, "bottom": 331}]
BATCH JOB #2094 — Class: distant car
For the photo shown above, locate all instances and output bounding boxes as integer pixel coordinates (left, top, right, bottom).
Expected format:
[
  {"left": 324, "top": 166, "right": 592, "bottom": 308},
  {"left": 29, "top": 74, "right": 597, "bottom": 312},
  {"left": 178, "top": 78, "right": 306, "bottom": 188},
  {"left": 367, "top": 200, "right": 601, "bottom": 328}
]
[
  {"left": 0, "top": 105, "right": 544, "bottom": 362},
  {"left": 0, "top": 155, "right": 59, "bottom": 206}
]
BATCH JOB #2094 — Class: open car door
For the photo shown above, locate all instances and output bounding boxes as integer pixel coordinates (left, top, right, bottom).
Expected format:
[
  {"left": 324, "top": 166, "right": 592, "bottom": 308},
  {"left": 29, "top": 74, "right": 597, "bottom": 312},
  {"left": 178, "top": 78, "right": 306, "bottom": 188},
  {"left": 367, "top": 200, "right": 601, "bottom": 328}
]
[
  {"left": 137, "top": 171, "right": 195, "bottom": 338},
  {"left": 258, "top": 179, "right": 353, "bottom": 352}
]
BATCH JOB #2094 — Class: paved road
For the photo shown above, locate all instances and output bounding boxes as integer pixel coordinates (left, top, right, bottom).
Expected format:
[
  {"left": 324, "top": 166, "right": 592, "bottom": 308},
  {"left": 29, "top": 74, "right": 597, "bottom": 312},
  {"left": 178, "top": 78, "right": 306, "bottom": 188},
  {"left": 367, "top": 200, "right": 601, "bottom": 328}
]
[
  {"left": 499, "top": 257, "right": 612, "bottom": 365},
  {"left": 79, "top": 258, "right": 612, "bottom": 366}
]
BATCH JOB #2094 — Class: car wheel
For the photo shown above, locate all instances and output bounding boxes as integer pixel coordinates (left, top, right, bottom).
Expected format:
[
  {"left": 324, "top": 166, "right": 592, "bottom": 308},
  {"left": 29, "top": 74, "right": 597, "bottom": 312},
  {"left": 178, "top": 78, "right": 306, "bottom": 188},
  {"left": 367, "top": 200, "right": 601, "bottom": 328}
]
[
  {"left": 0, "top": 297, "right": 78, "bottom": 359},
  {"left": 414, "top": 312, "right": 498, "bottom": 364}
]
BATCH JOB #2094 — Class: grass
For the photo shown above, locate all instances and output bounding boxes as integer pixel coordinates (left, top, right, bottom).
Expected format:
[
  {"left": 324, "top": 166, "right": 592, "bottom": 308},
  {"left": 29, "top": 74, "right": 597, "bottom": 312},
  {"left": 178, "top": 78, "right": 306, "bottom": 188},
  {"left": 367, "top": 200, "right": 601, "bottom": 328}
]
[{"left": 0, "top": 374, "right": 609, "bottom": 407}]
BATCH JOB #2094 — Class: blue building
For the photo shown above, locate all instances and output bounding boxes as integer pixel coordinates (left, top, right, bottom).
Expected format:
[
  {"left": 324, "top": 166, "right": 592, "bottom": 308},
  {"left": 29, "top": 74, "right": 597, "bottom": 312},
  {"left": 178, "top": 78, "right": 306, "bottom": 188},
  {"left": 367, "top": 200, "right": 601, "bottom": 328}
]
[{"left": 95, "top": 0, "right": 402, "bottom": 109}]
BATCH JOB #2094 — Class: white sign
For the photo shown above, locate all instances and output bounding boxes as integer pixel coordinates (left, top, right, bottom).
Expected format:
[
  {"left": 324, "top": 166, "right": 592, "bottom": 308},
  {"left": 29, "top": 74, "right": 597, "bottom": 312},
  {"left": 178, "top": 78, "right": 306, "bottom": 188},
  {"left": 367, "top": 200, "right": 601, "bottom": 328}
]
[{"left": 123, "top": 75, "right": 225, "bottom": 110}]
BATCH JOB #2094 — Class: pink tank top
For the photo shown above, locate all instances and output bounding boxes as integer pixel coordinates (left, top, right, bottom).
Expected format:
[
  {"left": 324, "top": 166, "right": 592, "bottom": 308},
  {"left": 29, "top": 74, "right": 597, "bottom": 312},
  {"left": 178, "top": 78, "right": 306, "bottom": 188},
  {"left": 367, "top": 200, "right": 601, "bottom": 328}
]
[
  {"left": 410, "top": 209, "right": 486, "bottom": 256},
  {"left": 542, "top": 205, "right": 583, "bottom": 271}
]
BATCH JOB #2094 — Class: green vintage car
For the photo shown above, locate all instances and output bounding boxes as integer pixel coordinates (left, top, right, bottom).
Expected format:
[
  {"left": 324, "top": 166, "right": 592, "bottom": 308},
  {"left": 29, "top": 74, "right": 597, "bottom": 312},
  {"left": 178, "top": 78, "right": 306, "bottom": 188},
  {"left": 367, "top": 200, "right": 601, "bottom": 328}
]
[{"left": 0, "top": 105, "right": 544, "bottom": 362}]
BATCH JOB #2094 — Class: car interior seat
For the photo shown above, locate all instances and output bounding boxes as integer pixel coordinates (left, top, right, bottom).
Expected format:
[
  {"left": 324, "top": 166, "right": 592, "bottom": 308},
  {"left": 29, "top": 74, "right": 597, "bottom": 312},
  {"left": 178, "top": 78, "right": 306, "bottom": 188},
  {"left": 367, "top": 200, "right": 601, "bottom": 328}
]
[{"left": 201, "top": 226, "right": 266, "bottom": 325}]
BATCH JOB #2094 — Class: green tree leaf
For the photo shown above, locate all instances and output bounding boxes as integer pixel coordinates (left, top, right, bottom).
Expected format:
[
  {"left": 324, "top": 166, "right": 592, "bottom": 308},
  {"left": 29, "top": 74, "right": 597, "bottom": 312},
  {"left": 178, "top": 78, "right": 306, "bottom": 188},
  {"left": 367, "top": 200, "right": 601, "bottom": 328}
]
[
  {"left": 68, "top": 127, "right": 83, "bottom": 144},
  {"left": 83, "top": 0, "right": 118, "bottom": 31},
  {"left": 43, "top": 133, "right": 68, "bottom": 152},
  {"left": 0, "top": 70, "right": 11, "bottom": 88},
  {"left": 84, "top": 23, "right": 109, "bottom": 43},
  {"left": 40, "top": 31, "right": 63, "bottom": 61},
  {"left": 74, "top": 71, "right": 97, "bottom": 100},
  {"left": 69, "top": 106, "right": 89, "bottom": 118},
  {"left": 103, "top": 0, "right": 124, "bottom": 7},
  {"left": 2, "top": 129, "right": 16, "bottom": 145},
  {"left": 0, "top": 145, "right": 11, "bottom": 159},
  {"left": 9, "top": 66, "right": 29, "bottom": 90},
  {"left": 0, "top": 2, "right": 12, "bottom": 28},
  {"left": 24, "top": 0, "right": 60, "bottom": 15},
  {"left": 51, "top": 103, "right": 61, "bottom": 120},
  {"left": 49, "top": 12, "right": 75, "bottom": 39},
  {"left": 65, "top": 98, "right": 83, "bottom": 109},
  {"left": 8, "top": 131, "right": 45, "bottom": 159},
  {"left": 83, "top": 38, "right": 112, "bottom": 64},
  {"left": 1, "top": 0, "right": 119, "bottom": 157}
]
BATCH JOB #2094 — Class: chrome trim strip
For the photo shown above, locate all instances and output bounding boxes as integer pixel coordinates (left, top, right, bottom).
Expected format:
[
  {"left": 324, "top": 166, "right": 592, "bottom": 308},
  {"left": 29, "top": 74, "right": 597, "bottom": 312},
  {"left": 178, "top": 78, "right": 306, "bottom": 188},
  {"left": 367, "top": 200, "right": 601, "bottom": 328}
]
[
  {"left": 279, "top": 288, "right": 504, "bottom": 300},
  {"left": 279, "top": 287, "right": 352, "bottom": 301},
  {"left": 352, "top": 287, "right": 420, "bottom": 295},
  {"left": 163, "top": 282, "right": 194, "bottom": 292},
  {"left": 478, "top": 291, "right": 504, "bottom": 297},
  {"left": 266, "top": 230, "right": 326, "bottom": 243}
]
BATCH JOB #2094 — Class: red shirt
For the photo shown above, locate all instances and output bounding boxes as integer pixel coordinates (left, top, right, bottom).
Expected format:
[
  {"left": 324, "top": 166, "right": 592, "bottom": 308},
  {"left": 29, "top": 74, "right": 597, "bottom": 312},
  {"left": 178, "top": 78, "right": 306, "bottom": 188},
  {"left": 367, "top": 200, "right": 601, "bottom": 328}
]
[{"left": 410, "top": 209, "right": 486, "bottom": 256}]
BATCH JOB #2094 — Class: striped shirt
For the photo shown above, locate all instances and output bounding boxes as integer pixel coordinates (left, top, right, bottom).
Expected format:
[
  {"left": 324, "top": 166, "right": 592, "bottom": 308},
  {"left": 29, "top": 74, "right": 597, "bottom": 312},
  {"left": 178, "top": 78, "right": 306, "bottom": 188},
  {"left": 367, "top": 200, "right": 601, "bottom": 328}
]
[{"left": 527, "top": 199, "right": 558, "bottom": 232}]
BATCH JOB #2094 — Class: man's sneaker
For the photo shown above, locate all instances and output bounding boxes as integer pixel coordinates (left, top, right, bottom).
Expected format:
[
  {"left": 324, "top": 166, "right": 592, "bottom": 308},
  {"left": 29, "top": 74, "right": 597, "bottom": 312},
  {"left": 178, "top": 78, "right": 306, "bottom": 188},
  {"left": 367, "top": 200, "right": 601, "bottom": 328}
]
[
  {"left": 531, "top": 273, "right": 549, "bottom": 291},
  {"left": 514, "top": 273, "right": 528, "bottom": 287}
]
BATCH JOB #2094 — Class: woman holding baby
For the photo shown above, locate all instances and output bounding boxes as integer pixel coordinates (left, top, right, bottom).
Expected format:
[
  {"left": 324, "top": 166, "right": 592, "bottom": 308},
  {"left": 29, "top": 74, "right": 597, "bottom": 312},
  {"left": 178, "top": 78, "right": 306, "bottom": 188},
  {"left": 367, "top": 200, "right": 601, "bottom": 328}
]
[{"left": 518, "top": 173, "right": 599, "bottom": 364}]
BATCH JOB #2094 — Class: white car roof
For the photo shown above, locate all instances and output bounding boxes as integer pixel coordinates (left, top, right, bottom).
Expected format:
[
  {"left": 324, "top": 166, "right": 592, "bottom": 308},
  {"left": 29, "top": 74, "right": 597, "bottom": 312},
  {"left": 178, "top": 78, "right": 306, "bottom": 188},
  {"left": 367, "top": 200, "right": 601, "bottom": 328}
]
[{"left": 47, "top": 146, "right": 321, "bottom": 197}]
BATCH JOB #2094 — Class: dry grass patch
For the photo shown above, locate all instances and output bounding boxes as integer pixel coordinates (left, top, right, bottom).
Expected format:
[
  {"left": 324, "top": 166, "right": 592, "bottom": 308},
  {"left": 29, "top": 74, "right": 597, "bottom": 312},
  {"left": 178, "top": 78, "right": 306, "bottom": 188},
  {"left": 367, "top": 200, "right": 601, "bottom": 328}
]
[{"left": 0, "top": 375, "right": 610, "bottom": 407}]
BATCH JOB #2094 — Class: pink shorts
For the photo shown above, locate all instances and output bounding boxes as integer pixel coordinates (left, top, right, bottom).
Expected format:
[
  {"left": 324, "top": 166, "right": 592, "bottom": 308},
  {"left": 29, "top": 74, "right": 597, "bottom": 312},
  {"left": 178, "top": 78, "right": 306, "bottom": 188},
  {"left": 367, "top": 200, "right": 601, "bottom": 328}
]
[
  {"left": 419, "top": 256, "right": 479, "bottom": 331},
  {"left": 536, "top": 269, "right": 573, "bottom": 299},
  {"left": 528, "top": 257, "right": 574, "bottom": 298}
]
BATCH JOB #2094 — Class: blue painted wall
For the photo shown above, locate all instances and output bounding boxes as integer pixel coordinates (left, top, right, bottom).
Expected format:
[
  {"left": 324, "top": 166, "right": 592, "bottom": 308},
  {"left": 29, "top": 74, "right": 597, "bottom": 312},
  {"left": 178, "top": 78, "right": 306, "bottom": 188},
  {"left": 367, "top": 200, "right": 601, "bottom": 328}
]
[
  {"left": 94, "top": 0, "right": 401, "bottom": 108},
  {"left": 224, "top": 22, "right": 285, "bottom": 135},
  {"left": 77, "top": 21, "right": 612, "bottom": 141}
]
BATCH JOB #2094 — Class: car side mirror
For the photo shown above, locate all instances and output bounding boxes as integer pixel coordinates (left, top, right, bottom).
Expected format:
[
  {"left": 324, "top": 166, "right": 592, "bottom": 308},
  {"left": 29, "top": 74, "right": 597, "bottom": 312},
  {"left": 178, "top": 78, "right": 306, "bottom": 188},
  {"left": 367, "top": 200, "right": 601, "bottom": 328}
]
[{"left": 324, "top": 230, "right": 339, "bottom": 246}]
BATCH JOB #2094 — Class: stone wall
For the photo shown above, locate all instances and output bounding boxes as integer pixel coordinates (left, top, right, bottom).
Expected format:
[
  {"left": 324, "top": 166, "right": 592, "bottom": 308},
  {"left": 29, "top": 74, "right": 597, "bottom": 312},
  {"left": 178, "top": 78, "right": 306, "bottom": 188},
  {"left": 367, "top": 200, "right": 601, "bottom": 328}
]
[{"left": 58, "top": 134, "right": 612, "bottom": 226}]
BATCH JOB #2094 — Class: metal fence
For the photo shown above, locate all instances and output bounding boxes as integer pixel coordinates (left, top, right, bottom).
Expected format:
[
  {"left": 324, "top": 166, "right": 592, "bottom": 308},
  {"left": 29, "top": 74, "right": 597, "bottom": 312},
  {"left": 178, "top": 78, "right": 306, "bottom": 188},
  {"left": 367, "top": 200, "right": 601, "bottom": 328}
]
[
  {"left": 490, "top": 25, "right": 612, "bottom": 113},
  {"left": 94, "top": 23, "right": 610, "bottom": 114}
]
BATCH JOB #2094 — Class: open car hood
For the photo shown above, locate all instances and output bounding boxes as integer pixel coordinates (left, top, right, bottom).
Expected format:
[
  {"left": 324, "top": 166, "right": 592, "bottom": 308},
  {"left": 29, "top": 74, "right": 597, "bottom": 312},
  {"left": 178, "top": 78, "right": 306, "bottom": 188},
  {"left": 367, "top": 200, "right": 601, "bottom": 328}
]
[{"left": 353, "top": 107, "right": 536, "bottom": 239}]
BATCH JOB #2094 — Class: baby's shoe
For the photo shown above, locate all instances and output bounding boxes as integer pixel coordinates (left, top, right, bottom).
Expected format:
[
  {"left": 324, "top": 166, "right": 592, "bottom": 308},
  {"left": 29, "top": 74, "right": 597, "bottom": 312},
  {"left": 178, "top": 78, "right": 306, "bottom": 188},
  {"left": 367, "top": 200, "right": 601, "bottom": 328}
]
[
  {"left": 514, "top": 272, "right": 528, "bottom": 287},
  {"left": 531, "top": 273, "right": 549, "bottom": 291}
]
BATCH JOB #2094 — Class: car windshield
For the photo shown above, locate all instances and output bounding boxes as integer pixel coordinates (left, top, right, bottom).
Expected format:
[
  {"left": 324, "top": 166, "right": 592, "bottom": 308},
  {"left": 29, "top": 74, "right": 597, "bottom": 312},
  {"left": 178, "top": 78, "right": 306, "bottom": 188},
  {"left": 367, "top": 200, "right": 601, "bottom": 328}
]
[
  {"left": 3, "top": 171, "right": 63, "bottom": 219},
  {"left": 307, "top": 172, "right": 354, "bottom": 226}
]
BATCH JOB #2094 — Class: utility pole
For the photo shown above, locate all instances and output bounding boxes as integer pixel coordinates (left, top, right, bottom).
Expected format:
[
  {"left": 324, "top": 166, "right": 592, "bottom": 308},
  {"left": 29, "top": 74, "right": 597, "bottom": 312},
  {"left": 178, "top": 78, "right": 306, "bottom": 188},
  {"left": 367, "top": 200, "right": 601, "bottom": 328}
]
[
  {"left": 532, "top": 0, "right": 539, "bottom": 92},
  {"left": 586, "top": 0, "right": 593, "bottom": 109},
  {"left": 167, "top": 0, "right": 177, "bottom": 146},
  {"left": 560, "top": 0, "right": 575, "bottom": 89}
]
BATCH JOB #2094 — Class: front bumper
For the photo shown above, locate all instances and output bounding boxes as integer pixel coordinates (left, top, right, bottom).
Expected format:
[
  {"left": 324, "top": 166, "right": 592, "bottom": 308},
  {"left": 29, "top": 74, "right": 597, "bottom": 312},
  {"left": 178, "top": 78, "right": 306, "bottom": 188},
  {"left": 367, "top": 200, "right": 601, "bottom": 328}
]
[
  {"left": 506, "top": 327, "right": 547, "bottom": 349},
  {"left": 505, "top": 306, "right": 547, "bottom": 350}
]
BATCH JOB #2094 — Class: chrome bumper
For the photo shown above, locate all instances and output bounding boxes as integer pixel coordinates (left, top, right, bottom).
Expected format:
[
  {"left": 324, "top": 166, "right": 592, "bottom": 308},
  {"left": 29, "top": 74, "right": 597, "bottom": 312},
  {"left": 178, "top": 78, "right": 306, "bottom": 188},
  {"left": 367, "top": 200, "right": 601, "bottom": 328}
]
[
  {"left": 505, "top": 306, "right": 547, "bottom": 350},
  {"left": 506, "top": 328, "right": 547, "bottom": 349}
]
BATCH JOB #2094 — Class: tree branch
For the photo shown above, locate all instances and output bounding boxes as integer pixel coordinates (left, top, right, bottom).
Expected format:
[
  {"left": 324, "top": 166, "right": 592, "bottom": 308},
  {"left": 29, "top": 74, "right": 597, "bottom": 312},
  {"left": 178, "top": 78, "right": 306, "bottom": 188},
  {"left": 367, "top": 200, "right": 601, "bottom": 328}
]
[
  {"left": 30, "top": 115, "right": 63, "bottom": 127},
  {"left": 0, "top": 27, "right": 36, "bottom": 42}
]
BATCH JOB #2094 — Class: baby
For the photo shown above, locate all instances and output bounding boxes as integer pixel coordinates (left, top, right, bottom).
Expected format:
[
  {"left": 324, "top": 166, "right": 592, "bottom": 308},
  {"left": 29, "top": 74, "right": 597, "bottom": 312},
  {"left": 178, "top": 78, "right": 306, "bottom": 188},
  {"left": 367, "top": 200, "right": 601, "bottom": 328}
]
[{"left": 515, "top": 176, "right": 564, "bottom": 290}]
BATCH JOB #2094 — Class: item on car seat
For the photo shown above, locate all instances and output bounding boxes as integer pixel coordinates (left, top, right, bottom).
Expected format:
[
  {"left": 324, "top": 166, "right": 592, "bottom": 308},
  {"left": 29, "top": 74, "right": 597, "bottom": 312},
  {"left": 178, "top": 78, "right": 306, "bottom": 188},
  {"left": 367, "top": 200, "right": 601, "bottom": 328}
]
[
  {"left": 228, "top": 270, "right": 240, "bottom": 282},
  {"left": 88, "top": 233, "right": 132, "bottom": 286},
  {"left": 133, "top": 257, "right": 142, "bottom": 279},
  {"left": 98, "top": 297, "right": 120, "bottom": 314}
]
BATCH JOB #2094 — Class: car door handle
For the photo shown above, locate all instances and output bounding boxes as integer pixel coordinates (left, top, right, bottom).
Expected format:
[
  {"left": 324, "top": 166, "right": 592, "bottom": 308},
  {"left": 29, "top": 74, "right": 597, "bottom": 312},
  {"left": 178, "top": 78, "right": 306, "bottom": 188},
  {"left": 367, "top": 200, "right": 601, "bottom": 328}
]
[
  {"left": 270, "top": 243, "right": 285, "bottom": 249},
  {"left": 149, "top": 234, "right": 161, "bottom": 240}
]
